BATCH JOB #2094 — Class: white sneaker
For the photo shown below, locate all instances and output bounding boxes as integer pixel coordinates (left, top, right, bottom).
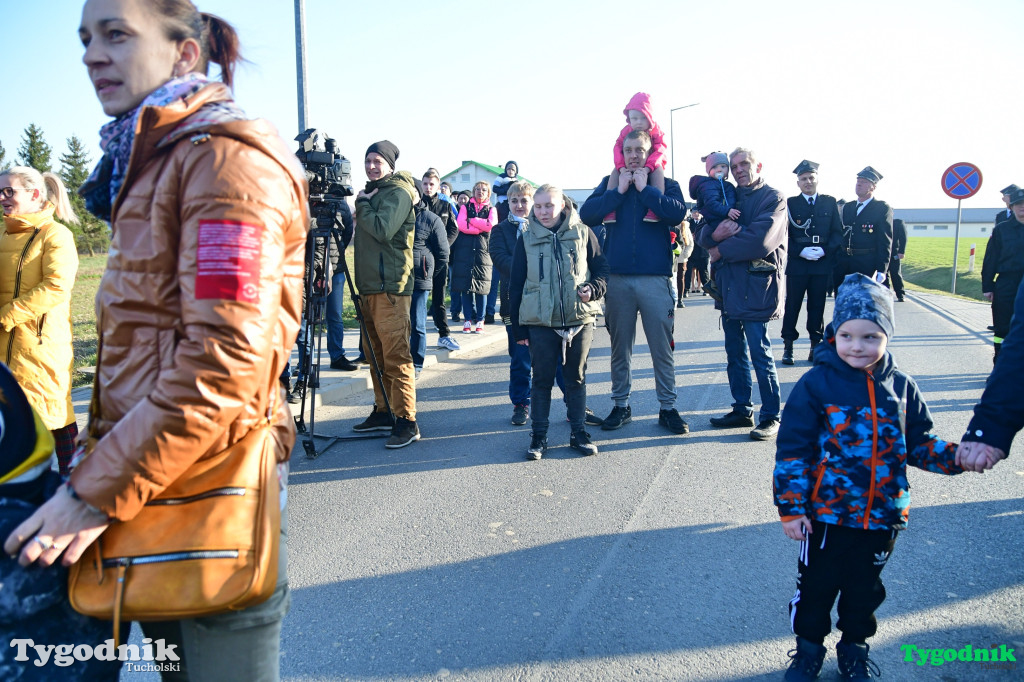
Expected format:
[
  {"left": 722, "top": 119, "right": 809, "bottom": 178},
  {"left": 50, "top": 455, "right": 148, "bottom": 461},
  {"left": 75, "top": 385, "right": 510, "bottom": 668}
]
[
  {"left": 437, "top": 336, "right": 461, "bottom": 351},
  {"left": 463, "top": 321, "right": 472, "bottom": 334},
  {"left": 475, "top": 320, "right": 484, "bottom": 333}
]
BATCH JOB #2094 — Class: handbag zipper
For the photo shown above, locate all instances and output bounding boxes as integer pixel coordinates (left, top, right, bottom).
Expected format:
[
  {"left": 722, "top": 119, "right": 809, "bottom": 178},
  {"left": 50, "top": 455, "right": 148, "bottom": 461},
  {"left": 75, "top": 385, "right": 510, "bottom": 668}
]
[{"left": 102, "top": 549, "right": 240, "bottom": 568}]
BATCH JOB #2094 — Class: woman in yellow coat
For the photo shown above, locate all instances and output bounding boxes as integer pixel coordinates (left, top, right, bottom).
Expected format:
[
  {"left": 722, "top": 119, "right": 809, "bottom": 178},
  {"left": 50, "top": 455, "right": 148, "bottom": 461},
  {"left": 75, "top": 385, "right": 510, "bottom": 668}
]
[{"left": 0, "top": 166, "right": 80, "bottom": 474}]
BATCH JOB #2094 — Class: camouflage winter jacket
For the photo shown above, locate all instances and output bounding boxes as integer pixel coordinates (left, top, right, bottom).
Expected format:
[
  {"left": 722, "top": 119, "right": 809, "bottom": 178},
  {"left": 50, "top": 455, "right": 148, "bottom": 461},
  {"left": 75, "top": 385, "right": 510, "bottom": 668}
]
[{"left": 774, "top": 332, "right": 962, "bottom": 531}]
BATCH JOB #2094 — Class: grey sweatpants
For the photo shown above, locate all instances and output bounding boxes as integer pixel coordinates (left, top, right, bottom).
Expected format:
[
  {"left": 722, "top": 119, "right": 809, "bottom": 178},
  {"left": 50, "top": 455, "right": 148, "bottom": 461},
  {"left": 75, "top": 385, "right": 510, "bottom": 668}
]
[{"left": 604, "top": 274, "right": 678, "bottom": 410}]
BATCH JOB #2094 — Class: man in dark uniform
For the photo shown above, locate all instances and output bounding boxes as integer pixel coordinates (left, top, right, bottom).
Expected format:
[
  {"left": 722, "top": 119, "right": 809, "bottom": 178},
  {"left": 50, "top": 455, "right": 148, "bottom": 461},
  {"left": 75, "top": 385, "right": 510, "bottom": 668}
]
[
  {"left": 981, "top": 186, "right": 1024, "bottom": 362},
  {"left": 781, "top": 160, "right": 843, "bottom": 365},
  {"left": 886, "top": 218, "right": 907, "bottom": 302},
  {"left": 995, "top": 184, "right": 1019, "bottom": 226},
  {"left": 837, "top": 166, "right": 893, "bottom": 284},
  {"left": 421, "top": 168, "right": 461, "bottom": 352}
]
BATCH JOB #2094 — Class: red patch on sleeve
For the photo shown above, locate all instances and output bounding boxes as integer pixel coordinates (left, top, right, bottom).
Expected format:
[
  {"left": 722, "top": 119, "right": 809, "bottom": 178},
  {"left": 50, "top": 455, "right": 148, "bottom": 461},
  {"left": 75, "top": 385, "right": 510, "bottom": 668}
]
[{"left": 195, "top": 219, "right": 262, "bottom": 303}]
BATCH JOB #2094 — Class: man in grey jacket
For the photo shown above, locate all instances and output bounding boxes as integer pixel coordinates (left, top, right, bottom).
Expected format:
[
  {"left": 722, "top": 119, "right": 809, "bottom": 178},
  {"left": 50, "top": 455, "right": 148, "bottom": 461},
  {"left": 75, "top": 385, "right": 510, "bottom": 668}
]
[{"left": 699, "top": 148, "right": 787, "bottom": 440}]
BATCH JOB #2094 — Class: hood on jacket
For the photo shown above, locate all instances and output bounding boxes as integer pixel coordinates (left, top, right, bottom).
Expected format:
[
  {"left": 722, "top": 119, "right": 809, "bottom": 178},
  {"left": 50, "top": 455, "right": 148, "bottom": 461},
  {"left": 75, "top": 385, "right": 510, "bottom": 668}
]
[
  {"left": 688, "top": 175, "right": 722, "bottom": 202},
  {"left": 367, "top": 170, "right": 418, "bottom": 203},
  {"left": 623, "top": 92, "right": 657, "bottom": 131}
]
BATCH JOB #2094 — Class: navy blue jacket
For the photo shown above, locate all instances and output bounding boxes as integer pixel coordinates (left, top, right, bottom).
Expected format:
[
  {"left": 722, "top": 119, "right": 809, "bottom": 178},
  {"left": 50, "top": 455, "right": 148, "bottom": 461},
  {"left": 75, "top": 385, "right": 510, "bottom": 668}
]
[
  {"left": 965, "top": 275, "right": 1024, "bottom": 453},
  {"left": 697, "top": 179, "right": 788, "bottom": 321},
  {"left": 579, "top": 176, "right": 687, "bottom": 276},
  {"left": 688, "top": 175, "right": 736, "bottom": 226},
  {"left": 775, "top": 334, "right": 961, "bottom": 531},
  {"left": 412, "top": 205, "right": 449, "bottom": 291}
]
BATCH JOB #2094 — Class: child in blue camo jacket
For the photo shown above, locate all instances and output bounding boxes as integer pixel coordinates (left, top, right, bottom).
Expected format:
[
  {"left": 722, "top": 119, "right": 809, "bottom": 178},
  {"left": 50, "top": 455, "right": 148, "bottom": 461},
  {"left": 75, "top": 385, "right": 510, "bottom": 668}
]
[{"left": 773, "top": 273, "right": 964, "bottom": 682}]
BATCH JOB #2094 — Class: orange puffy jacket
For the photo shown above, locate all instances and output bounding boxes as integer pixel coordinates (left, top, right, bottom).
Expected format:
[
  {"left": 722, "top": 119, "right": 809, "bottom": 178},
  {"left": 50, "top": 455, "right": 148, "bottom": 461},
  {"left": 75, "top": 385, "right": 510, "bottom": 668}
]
[{"left": 69, "top": 84, "right": 308, "bottom": 521}]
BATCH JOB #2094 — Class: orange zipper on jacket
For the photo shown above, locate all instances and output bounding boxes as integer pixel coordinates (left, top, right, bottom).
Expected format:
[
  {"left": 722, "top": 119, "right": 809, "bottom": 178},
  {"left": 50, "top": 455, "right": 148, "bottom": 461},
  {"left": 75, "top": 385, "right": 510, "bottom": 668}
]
[{"left": 863, "top": 371, "right": 880, "bottom": 529}]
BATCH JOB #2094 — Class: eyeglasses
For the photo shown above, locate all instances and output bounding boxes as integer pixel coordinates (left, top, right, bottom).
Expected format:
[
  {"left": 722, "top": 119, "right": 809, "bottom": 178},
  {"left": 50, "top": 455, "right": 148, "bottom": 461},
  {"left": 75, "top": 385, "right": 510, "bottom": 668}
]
[{"left": 0, "top": 187, "right": 32, "bottom": 200}]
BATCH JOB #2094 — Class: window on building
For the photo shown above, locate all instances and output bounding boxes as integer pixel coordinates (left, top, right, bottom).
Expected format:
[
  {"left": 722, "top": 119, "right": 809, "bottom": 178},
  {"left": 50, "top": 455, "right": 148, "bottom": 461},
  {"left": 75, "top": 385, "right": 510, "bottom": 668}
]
[
  {"left": 912, "top": 225, "right": 927, "bottom": 231},
  {"left": 461, "top": 173, "right": 470, "bottom": 182},
  {"left": 933, "top": 225, "right": 949, "bottom": 231}
]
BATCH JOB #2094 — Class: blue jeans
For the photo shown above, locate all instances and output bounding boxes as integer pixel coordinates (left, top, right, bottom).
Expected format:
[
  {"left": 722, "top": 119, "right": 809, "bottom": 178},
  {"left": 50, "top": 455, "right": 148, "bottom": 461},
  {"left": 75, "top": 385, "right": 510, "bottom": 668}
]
[
  {"left": 486, "top": 273, "right": 500, "bottom": 316},
  {"left": 326, "top": 270, "right": 347, "bottom": 362},
  {"left": 722, "top": 315, "right": 781, "bottom": 421},
  {"left": 410, "top": 288, "right": 429, "bottom": 368},
  {"left": 461, "top": 293, "right": 485, "bottom": 324},
  {"left": 505, "top": 325, "right": 532, "bottom": 406}
]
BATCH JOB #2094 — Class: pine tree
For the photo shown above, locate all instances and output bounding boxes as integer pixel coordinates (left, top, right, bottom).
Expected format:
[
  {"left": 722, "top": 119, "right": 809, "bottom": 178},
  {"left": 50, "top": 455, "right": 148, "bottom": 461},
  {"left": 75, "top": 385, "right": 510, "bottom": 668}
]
[
  {"left": 0, "top": 139, "right": 8, "bottom": 171},
  {"left": 60, "top": 135, "right": 109, "bottom": 256},
  {"left": 18, "top": 123, "right": 53, "bottom": 172}
]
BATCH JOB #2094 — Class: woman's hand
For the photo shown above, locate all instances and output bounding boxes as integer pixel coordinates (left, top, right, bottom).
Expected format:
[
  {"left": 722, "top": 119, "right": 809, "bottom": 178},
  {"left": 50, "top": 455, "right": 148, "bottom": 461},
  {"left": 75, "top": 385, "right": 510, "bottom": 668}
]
[
  {"left": 577, "top": 283, "right": 593, "bottom": 303},
  {"left": 517, "top": 339, "right": 529, "bottom": 346},
  {"left": 4, "top": 485, "right": 110, "bottom": 567}
]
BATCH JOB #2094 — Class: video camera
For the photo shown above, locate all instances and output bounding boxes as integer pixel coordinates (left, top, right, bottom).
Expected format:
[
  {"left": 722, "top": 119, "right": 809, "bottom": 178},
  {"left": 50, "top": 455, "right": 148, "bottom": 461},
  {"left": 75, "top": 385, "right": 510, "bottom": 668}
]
[{"left": 295, "top": 128, "right": 354, "bottom": 230}]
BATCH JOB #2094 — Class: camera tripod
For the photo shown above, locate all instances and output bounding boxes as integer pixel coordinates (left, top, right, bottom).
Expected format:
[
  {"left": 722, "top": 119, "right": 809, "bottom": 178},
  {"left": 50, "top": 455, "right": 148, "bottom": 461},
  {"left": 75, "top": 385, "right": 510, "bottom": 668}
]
[{"left": 293, "top": 220, "right": 394, "bottom": 458}]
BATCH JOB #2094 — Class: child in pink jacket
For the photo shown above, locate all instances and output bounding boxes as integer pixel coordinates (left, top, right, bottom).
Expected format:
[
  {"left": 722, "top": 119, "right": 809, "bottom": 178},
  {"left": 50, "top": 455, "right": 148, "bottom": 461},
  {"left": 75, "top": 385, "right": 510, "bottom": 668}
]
[
  {"left": 453, "top": 181, "right": 498, "bottom": 333},
  {"left": 607, "top": 91, "right": 667, "bottom": 223}
]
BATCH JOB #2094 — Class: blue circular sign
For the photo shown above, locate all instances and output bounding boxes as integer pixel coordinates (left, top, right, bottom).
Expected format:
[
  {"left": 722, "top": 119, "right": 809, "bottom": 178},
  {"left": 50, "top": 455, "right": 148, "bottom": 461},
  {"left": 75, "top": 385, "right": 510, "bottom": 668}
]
[{"left": 941, "top": 163, "right": 982, "bottom": 200}]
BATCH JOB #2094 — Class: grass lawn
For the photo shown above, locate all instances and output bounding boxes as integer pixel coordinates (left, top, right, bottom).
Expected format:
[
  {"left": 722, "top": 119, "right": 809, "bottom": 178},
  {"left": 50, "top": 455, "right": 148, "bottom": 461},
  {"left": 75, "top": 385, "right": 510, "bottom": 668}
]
[{"left": 902, "top": 237, "right": 988, "bottom": 301}]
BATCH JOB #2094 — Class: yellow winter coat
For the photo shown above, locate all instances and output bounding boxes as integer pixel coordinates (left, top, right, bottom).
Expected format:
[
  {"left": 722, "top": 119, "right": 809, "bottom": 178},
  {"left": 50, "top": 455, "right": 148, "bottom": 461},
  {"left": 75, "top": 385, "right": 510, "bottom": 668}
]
[{"left": 0, "top": 202, "right": 78, "bottom": 430}]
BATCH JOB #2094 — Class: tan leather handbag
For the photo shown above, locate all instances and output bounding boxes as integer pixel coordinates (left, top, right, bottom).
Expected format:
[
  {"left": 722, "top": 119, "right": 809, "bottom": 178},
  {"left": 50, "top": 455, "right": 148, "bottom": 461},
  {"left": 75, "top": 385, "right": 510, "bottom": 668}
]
[{"left": 68, "top": 422, "right": 280, "bottom": 642}]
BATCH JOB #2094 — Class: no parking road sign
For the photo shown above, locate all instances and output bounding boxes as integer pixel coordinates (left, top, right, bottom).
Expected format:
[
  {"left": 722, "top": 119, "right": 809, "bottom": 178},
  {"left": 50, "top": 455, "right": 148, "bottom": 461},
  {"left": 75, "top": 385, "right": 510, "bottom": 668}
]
[{"left": 941, "top": 162, "right": 982, "bottom": 199}]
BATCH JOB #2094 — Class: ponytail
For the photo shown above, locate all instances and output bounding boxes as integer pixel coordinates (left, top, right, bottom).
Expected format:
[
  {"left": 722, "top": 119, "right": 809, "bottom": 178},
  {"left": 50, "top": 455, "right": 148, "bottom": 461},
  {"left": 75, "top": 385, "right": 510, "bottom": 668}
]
[
  {"left": 0, "top": 166, "right": 78, "bottom": 225},
  {"left": 153, "top": 1, "right": 243, "bottom": 88},
  {"left": 42, "top": 172, "right": 79, "bottom": 225},
  {"left": 201, "top": 13, "right": 241, "bottom": 88}
]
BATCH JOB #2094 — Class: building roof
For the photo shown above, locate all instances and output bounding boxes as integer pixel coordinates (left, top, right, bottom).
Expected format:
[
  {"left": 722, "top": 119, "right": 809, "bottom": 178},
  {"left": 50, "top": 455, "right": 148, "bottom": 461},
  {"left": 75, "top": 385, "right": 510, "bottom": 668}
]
[
  {"left": 895, "top": 207, "right": 1004, "bottom": 223},
  {"left": 442, "top": 160, "right": 537, "bottom": 187}
]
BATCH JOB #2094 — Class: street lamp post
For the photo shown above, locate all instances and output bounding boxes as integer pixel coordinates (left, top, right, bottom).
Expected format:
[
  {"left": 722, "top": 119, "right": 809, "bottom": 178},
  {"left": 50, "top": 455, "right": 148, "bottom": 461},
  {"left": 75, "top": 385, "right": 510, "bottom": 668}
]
[{"left": 669, "top": 103, "right": 700, "bottom": 179}]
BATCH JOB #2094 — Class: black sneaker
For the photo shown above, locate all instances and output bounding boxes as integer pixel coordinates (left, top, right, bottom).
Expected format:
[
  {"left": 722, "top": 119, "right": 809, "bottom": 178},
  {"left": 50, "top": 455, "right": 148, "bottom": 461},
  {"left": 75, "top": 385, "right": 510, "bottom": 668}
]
[
  {"left": 354, "top": 355, "right": 369, "bottom": 365},
  {"left": 808, "top": 343, "right": 818, "bottom": 363},
  {"left": 484, "top": 314, "right": 495, "bottom": 324},
  {"left": 570, "top": 430, "right": 599, "bottom": 456},
  {"left": 584, "top": 407, "right": 603, "bottom": 427},
  {"left": 709, "top": 410, "right": 755, "bottom": 428},
  {"left": 836, "top": 641, "right": 880, "bottom": 680},
  {"left": 750, "top": 418, "right": 781, "bottom": 441},
  {"left": 330, "top": 356, "right": 359, "bottom": 371},
  {"left": 286, "top": 379, "right": 305, "bottom": 404},
  {"left": 785, "top": 637, "right": 827, "bottom": 682},
  {"left": 511, "top": 404, "right": 529, "bottom": 426},
  {"left": 658, "top": 408, "right": 689, "bottom": 434},
  {"left": 782, "top": 343, "right": 795, "bottom": 365},
  {"left": 451, "top": 313, "right": 461, "bottom": 323},
  {"left": 600, "top": 405, "right": 632, "bottom": 431},
  {"left": 353, "top": 408, "right": 395, "bottom": 432},
  {"left": 526, "top": 433, "right": 547, "bottom": 460},
  {"left": 385, "top": 417, "right": 420, "bottom": 449}
]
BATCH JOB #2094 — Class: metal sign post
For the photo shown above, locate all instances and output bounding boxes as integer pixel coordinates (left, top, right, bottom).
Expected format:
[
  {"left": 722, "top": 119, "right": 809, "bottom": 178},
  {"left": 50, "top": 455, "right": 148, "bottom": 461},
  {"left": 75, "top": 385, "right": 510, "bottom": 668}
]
[{"left": 940, "top": 162, "right": 983, "bottom": 294}]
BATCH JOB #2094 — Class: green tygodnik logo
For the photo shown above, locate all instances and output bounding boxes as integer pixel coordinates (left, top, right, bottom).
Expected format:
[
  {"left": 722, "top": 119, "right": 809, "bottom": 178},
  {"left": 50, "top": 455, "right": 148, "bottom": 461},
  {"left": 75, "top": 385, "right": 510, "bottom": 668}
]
[{"left": 901, "top": 643, "right": 1016, "bottom": 668}]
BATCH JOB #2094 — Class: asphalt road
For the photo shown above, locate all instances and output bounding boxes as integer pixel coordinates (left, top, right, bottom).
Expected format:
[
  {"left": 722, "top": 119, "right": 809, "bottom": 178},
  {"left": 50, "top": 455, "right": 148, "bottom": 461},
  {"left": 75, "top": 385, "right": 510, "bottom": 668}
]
[{"left": 271, "top": 293, "right": 1022, "bottom": 682}]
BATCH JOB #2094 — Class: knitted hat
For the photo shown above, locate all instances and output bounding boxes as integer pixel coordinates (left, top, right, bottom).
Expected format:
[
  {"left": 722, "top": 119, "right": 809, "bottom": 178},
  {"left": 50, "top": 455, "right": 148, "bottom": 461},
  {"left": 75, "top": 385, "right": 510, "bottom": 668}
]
[
  {"left": 0, "top": 362, "right": 54, "bottom": 487},
  {"left": 365, "top": 140, "right": 399, "bottom": 171},
  {"left": 703, "top": 152, "right": 728, "bottom": 174},
  {"left": 833, "top": 273, "right": 895, "bottom": 338}
]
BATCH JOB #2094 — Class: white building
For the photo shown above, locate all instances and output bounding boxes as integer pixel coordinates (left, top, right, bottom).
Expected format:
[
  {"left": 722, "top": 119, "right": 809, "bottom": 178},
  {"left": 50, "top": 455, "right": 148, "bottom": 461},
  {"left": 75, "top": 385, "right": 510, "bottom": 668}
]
[
  {"left": 441, "top": 161, "right": 536, "bottom": 196},
  {"left": 895, "top": 207, "right": 1007, "bottom": 238}
]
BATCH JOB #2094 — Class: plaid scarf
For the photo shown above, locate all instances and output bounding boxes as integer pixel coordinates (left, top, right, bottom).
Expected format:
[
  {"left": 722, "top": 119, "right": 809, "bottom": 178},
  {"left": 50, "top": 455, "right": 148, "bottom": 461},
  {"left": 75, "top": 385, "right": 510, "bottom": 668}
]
[{"left": 81, "top": 74, "right": 247, "bottom": 223}]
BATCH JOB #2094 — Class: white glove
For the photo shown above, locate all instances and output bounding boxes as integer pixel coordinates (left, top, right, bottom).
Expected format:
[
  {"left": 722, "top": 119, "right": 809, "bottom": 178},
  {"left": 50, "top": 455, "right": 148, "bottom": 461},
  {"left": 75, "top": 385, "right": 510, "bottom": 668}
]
[
  {"left": 874, "top": 271, "right": 886, "bottom": 284},
  {"left": 799, "top": 246, "right": 824, "bottom": 261}
]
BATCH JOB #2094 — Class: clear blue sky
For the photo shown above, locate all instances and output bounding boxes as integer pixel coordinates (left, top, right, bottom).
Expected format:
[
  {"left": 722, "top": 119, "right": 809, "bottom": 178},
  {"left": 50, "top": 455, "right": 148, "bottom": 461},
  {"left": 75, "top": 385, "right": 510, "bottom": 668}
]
[{"left": 3, "top": 0, "right": 1020, "bottom": 208}]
